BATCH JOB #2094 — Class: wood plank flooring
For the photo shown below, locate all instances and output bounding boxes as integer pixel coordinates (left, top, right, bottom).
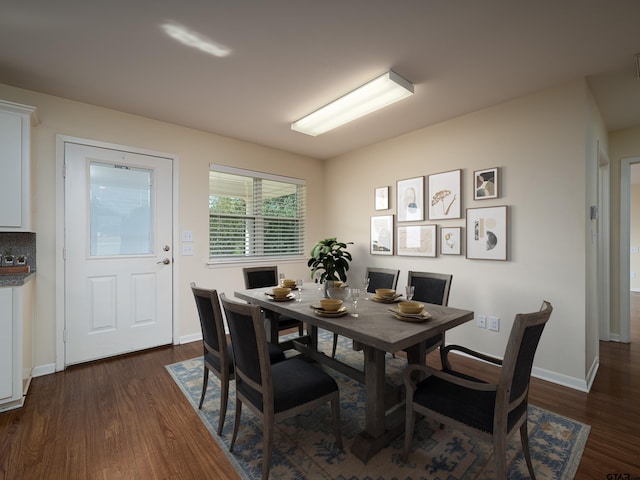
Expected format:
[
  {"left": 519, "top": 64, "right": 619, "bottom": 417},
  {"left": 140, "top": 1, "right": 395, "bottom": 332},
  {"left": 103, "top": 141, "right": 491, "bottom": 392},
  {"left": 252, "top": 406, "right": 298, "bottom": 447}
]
[{"left": 2, "top": 300, "right": 640, "bottom": 479}]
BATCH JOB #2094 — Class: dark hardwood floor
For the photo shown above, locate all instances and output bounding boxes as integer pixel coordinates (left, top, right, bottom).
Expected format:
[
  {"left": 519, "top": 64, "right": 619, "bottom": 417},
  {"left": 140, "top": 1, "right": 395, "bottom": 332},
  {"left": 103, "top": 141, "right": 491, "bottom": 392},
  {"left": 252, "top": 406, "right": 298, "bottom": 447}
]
[{"left": 1, "top": 300, "right": 640, "bottom": 479}]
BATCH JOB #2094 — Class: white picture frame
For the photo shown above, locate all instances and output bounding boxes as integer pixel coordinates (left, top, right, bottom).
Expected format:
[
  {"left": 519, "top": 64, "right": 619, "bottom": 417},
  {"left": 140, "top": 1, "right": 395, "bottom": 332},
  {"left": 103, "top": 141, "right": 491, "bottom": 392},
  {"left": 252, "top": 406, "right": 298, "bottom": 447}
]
[
  {"left": 371, "top": 215, "right": 394, "bottom": 255},
  {"left": 466, "top": 206, "right": 508, "bottom": 260},
  {"left": 428, "top": 169, "right": 462, "bottom": 220},
  {"left": 375, "top": 186, "right": 390, "bottom": 210},
  {"left": 397, "top": 176, "right": 424, "bottom": 222},
  {"left": 397, "top": 224, "right": 437, "bottom": 257},
  {"left": 441, "top": 226, "right": 462, "bottom": 255}
]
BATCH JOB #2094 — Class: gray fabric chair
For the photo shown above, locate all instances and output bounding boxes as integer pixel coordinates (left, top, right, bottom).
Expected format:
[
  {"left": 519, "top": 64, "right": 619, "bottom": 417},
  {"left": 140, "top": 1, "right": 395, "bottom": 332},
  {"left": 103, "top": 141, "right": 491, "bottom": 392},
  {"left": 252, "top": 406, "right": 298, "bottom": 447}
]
[
  {"left": 403, "top": 301, "right": 553, "bottom": 480},
  {"left": 242, "top": 266, "right": 305, "bottom": 341},
  {"left": 190, "top": 283, "right": 285, "bottom": 435},
  {"left": 220, "top": 294, "right": 343, "bottom": 480}
]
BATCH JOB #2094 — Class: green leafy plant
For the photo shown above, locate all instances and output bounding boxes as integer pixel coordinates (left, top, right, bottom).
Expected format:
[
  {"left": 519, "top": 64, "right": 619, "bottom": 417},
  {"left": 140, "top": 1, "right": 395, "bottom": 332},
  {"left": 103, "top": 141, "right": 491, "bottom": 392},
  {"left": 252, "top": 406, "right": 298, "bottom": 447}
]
[{"left": 307, "top": 237, "right": 353, "bottom": 284}]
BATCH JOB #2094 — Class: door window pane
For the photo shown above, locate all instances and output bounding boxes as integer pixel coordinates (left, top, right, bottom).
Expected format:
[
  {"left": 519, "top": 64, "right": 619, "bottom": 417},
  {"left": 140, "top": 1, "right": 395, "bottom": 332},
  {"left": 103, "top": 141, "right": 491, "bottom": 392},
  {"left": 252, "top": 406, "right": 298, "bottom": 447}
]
[{"left": 90, "top": 162, "right": 153, "bottom": 256}]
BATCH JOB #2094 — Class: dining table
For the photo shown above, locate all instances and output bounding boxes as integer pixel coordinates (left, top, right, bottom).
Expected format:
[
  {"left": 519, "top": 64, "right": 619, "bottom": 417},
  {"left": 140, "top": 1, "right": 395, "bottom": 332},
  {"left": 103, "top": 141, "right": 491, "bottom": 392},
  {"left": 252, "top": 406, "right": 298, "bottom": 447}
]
[{"left": 234, "top": 284, "right": 474, "bottom": 462}]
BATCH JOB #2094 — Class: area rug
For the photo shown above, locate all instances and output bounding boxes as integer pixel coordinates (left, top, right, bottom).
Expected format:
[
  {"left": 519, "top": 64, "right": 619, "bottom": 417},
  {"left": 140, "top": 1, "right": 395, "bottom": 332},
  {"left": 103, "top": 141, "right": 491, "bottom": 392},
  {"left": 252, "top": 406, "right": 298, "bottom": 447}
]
[{"left": 166, "top": 331, "right": 589, "bottom": 479}]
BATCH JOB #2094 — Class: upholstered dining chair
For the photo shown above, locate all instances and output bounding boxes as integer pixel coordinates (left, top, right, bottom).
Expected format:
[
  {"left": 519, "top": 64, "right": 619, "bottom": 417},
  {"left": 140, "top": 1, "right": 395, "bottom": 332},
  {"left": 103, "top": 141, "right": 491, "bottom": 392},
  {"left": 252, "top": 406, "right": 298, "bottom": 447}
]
[
  {"left": 403, "top": 301, "right": 553, "bottom": 479},
  {"left": 220, "top": 294, "right": 343, "bottom": 480},
  {"left": 330, "top": 266, "right": 400, "bottom": 358},
  {"left": 242, "top": 266, "right": 305, "bottom": 341},
  {"left": 407, "top": 271, "right": 453, "bottom": 364},
  {"left": 190, "top": 283, "right": 285, "bottom": 435}
]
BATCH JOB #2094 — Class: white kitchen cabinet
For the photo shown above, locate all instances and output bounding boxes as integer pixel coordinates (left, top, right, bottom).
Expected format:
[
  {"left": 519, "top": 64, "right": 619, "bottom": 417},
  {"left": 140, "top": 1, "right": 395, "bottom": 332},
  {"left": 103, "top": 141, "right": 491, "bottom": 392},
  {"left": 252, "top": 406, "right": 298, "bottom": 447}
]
[
  {"left": 0, "top": 100, "right": 38, "bottom": 231},
  {"left": 0, "top": 277, "right": 34, "bottom": 411}
]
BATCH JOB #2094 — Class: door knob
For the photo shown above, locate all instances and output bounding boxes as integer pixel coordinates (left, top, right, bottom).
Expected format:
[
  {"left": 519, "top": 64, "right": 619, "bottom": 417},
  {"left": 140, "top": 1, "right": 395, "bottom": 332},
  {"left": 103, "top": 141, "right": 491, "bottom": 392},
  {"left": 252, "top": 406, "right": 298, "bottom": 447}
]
[{"left": 157, "top": 258, "right": 171, "bottom": 265}]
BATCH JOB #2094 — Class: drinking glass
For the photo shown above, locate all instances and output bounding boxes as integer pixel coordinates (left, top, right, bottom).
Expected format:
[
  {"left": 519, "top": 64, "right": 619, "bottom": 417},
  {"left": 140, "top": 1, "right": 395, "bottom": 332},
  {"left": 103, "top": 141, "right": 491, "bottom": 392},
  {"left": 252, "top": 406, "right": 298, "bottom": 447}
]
[
  {"left": 405, "top": 285, "right": 415, "bottom": 301},
  {"left": 295, "top": 279, "right": 303, "bottom": 302},
  {"left": 350, "top": 288, "right": 361, "bottom": 317},
  {"left": 314, "top": 271, "right": 323, "bottom": 290},
  {"left": 279, "top": 272, "right": 285, "bottom": 287},
  {"left": 362, "top": 277, "right": 370, "bottom": 299}
]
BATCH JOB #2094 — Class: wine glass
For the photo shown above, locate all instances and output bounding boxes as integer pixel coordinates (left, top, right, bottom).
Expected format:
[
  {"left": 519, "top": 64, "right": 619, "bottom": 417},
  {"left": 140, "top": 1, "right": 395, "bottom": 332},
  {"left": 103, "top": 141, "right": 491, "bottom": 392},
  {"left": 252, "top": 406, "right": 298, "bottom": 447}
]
[
  {"left": 405, "top": 285, "right": 415, "bottom": 301},
  {"left": 350, "top": 288, "right": 361, "bottom": 317},
  {"left": 279, "top": 272, "right": 285, "bottom": 287},
  {"left": 295, "top": 279, "right": 303, "bottom": 302},
  {"left": 362, "top": 277, "right": 370, "bottom": 300},
  {"left": 314, "top": 271, "right": 323, "bottom": 290}
]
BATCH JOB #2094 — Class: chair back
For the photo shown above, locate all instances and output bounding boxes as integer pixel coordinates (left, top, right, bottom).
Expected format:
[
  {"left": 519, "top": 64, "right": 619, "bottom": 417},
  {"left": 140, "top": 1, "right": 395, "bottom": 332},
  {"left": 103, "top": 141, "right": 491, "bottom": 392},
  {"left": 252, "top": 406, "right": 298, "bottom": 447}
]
[
  {"left": 243, "top": 266, "right": 278, "bottom": 289},
  {"left": 219, "top": 294, "right": 271, "bottom": 409},
  {"left": 190, "top": 283, "right": 229, "bottom": 371},
  {"left": 366, "top": 267, "right": 400, "bottom": 293},
  {"left": 408, "top": 271, "right": 452, "bottom": 305},
  {"left": 498, "top": 301, "right": 553, "bottom": 416}
]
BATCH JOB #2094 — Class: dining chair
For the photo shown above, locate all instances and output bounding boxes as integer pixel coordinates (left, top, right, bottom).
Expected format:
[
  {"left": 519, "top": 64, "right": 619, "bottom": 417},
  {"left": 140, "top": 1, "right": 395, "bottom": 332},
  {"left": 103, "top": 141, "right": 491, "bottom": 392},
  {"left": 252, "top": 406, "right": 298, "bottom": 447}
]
[
  {"left": 331, "top": 266, "right": 400, "bottom": 358},
  {"left": 220, "top": 294, "right": 343, "bottom": 480},
  {"left": 407, "top": 271, "right": 453, "bottom": 364},
  {"left": 403, "top": 301, "right": 553, "bottom": 480},
  {"left": 190, "top": 283, "right": 286, "bottom": 435},
  {"left": 242, "top": 266, "right": 305, "bottom": 341}
]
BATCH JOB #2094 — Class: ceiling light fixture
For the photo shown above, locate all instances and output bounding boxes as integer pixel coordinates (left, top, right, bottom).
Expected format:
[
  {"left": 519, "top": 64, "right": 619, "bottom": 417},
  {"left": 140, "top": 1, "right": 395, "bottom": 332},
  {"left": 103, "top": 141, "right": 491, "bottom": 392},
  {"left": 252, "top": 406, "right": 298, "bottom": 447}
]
[{"left": 291, "top": 70, "right": 414, "bottom": 136}]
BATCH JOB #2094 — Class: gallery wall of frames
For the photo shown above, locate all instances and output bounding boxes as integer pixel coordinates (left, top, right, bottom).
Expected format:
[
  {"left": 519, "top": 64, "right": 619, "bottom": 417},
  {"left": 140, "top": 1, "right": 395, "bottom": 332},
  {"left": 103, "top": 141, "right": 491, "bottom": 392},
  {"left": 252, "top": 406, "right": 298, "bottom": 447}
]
[{"left": 371, "top": 167, "right": 507, "bottom": 261}]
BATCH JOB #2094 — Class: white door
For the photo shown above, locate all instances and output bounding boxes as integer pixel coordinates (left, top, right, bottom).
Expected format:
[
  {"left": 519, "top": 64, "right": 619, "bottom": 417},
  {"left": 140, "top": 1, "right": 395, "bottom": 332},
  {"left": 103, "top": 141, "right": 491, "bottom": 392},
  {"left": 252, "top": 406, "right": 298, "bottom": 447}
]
[{"left": 64, "top": 143, "right": 173, "bottom": 365}]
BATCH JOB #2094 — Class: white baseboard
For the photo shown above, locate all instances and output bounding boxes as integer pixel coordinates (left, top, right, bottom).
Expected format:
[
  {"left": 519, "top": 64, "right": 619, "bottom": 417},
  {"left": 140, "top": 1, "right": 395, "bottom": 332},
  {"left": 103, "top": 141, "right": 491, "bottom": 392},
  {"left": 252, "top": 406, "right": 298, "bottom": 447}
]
[
  {"left": 179, "top": 332, "right": 202, "bottom": 345},
  {"left": 32, "top": 363, "right": 56, "bottom": 377}
]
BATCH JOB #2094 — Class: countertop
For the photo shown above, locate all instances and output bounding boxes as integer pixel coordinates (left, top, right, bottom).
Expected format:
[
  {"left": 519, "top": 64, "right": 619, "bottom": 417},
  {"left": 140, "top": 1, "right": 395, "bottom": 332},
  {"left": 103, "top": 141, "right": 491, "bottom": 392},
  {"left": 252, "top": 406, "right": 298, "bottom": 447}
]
[{"left": 0, "top": 271, "right": 36, "bottom": 287}]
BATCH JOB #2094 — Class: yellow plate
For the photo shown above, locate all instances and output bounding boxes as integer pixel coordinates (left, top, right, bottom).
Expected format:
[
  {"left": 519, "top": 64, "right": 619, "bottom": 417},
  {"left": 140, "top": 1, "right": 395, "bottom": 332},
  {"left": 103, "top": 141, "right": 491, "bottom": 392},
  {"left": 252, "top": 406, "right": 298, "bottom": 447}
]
[{"left": 310, "top": 305, "right": 349, "bottom": 317}]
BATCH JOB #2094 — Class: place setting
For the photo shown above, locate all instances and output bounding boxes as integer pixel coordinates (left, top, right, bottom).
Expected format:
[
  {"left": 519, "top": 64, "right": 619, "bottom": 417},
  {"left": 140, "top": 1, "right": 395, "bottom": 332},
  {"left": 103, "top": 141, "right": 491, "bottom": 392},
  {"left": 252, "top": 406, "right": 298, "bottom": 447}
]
[
  {"left": 265, "top": 286, "right": 296, "bottom": 302},
  {"left": 370, "top": 288, "right": 403, "bottom": 303},
  {"left": 310, "top": 298, "right": 349, "bottom": 317}
]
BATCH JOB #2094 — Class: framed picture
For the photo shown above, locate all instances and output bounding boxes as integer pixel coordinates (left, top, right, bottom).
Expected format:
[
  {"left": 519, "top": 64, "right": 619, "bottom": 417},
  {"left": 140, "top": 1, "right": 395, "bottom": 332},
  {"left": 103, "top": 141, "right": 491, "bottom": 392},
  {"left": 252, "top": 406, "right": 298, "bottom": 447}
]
[
  {"left": 371, "top": 215, "right": 394, "bottom": 255},
  {"left": 474, "top": 167, "right": 499, "bottom": 200},
  {"left": 441, "top": 226, "right": 462, "bottom": 255},
  {"left": 375, "top": 186, "right": 389, "bottom": 210},
  {"left": 466, "top": 206, "right": 508, "bottom": 260},
  {"left": 397, "top": 176, "right": 424, "bottom": 222},
  {"left": 428, "top": 169, "right": 461, "bottom": 220},
  {"left": 397, "top": 224, "right": 437, "bottom": 257}
]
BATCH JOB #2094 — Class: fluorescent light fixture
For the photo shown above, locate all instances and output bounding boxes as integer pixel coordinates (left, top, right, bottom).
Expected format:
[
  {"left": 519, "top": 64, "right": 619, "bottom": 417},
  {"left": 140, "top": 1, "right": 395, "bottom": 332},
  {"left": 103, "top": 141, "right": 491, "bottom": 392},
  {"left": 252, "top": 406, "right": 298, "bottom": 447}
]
[{"left": 291, "top": 71, "right": 414, "bottom": 136}]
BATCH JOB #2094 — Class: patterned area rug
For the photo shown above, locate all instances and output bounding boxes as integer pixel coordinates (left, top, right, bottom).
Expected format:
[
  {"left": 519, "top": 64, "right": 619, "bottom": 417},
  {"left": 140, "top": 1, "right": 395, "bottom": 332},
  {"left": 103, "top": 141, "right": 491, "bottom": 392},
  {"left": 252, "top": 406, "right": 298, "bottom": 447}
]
[{"left": 166, "top": 331, "right": 589, "bottom": 479}]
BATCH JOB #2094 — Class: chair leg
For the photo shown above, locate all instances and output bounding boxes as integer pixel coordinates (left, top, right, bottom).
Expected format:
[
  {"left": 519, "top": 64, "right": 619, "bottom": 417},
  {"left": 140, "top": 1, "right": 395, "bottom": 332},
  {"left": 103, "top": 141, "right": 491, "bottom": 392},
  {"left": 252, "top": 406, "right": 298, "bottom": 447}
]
[
  {"left": 331, "top": 394, "right": 343, "bottom": 449},
  {"left": 230, "top": 398, "right": 242, "bottom": 452},
  {"left": 262, "top": 411, "right": 274, "bottom": 480},
  {"left": 199, "top": 366, "right": 209, "bottom": 409},
  {"left": 331, "top": 333, "right": 339, "bottom": 358},
  {"left": 217, "top": 374, "right": 229, "bottom": 436},
  {"left": 403, "top": 399, "right": 415, "bottom": 462},
  {"left": 493, "top": 432, "right": 507, "bottom": 480},
  {"left": 520, "top": 420, "right": 537, "bottom": 480},
  {"left": 298, "top": 321, "right": 304, "bottom": 336}
]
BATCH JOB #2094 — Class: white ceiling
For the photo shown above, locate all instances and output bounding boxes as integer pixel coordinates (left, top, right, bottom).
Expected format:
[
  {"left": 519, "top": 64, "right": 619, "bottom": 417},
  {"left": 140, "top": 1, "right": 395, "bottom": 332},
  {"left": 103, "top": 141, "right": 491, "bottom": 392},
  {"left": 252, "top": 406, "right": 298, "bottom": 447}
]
[{"left": 1, "top": 1, "right": 640, "bottom": 160}]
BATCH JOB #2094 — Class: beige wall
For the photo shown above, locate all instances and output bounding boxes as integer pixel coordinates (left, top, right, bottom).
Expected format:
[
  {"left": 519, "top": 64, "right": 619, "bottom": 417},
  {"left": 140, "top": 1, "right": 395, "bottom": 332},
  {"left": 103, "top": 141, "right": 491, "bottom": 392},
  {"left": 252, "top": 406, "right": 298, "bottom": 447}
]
[
  {"left": 1, "top": 78, "right": 602, "bottom": 389},
  {"left": 0, "top": 83, "right": 323, "bottom": 370},
  {"left": 325, "top": 80, "right": 595, "bottom": 388}
]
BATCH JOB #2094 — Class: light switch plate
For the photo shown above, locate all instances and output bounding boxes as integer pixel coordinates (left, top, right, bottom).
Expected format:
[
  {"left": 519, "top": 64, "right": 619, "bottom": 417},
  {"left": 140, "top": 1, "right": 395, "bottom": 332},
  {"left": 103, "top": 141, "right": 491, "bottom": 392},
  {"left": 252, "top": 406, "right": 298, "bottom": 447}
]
[
  {"left": 182, "top": 230, "right": 193, "bottom": 242},
  {"left": 182, "top": 244, "right": 194, "bottom": 256},
  {"left": 488, "top": 316, "right": 500, "bottom": 331}
]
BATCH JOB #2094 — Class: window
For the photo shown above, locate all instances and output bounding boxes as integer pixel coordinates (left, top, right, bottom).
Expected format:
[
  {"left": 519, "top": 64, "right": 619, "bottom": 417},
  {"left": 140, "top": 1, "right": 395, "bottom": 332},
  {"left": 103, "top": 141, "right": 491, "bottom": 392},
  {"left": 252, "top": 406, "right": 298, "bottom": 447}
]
[{"left": 209, "top": 164, "right": 306, "bottom": 261}]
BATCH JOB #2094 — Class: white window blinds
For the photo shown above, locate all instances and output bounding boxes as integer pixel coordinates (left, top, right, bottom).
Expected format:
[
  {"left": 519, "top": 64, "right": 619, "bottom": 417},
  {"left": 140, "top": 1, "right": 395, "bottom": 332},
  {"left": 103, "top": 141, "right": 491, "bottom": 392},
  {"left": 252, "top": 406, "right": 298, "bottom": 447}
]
[{"left": 209, "top": 164, "right": 306, "bottom": 260}]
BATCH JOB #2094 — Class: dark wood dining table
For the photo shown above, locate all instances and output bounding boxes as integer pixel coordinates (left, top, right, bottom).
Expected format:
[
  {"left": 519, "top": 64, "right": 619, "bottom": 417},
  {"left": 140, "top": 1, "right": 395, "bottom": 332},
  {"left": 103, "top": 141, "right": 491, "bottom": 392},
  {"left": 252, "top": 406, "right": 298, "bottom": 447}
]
[{"left": 234, "top": 285, "right": 474, "bottom": 462}]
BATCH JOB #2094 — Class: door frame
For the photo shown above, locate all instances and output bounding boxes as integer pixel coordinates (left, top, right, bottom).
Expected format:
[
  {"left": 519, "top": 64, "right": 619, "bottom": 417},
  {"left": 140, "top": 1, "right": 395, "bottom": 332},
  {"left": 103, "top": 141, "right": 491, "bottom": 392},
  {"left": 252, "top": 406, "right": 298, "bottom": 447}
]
[
  {"left": 618, "top": 155, "right": 638, "bottom": 344},
  {"left": 55, "top": 135, "right": 180, "bottom": 371}
]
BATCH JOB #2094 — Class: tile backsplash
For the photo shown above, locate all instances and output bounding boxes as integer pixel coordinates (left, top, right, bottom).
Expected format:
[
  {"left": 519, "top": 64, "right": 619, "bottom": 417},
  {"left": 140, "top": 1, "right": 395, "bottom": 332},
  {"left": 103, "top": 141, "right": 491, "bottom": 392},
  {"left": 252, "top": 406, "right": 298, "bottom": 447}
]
[{"left": 0, "top": 232, "right": 36, "bottom": 271}]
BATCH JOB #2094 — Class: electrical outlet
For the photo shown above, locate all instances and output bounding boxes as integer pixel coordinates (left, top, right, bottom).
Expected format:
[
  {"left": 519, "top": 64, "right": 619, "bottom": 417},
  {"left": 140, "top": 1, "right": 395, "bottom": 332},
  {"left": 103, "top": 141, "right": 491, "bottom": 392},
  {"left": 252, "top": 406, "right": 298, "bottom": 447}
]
[
  {"left": 489, "top": 316, "right": 500, "bottom": 331},
  {"left": 476, "top": 315, "right": 486, "bottom": 328}
]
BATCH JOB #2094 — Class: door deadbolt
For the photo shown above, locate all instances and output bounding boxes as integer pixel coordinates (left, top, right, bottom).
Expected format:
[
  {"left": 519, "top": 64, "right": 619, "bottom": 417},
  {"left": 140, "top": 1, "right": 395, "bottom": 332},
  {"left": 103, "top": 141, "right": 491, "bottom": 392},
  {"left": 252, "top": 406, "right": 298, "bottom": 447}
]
[{"left": 163, "top": 245, "right": 170, "bottom": 251}]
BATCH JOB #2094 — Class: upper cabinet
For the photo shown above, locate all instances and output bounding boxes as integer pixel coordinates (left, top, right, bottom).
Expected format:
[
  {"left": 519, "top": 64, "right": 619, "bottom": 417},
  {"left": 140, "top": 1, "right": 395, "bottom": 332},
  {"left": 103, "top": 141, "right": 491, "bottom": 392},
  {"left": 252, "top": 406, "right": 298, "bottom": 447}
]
[{"left": 0, "top": 100, "right": 38, "bottom": 232}]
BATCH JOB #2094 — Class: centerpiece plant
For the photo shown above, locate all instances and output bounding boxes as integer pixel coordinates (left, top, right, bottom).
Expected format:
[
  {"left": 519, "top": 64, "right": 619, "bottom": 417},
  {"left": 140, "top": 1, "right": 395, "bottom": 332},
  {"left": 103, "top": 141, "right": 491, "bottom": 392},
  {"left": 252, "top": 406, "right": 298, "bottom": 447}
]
[{"left": 307, "top": 238, "right": 353, "bottom": 290}]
